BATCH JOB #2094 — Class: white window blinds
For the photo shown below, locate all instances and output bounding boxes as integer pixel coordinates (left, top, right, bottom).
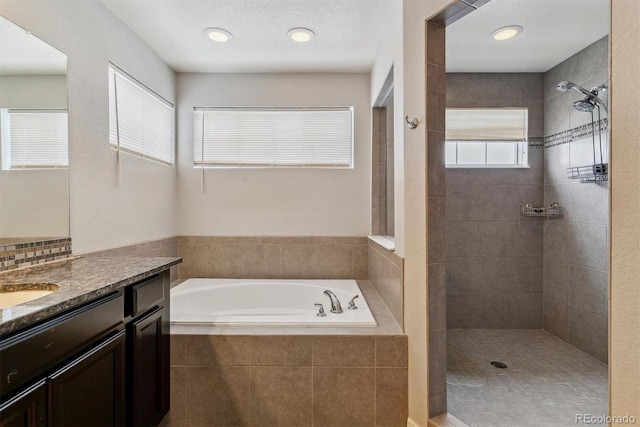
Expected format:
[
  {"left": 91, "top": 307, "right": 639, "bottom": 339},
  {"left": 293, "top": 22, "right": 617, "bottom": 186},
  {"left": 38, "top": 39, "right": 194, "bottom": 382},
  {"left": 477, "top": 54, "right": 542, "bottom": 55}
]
[
  {"left": 1, "top": 109, "right": 68, "bottom": 170},
  {"left": 445, "top": 108, "right": 528, "bottom": 141},
  {"left": 108, "top": 64, "right": 174, "bottom": 165},
  {"left": 445, "top": 108, "right": 529, "bottom": 168},
  {"left": 193, "top": 107, "right": 353, "bottom": 168}
]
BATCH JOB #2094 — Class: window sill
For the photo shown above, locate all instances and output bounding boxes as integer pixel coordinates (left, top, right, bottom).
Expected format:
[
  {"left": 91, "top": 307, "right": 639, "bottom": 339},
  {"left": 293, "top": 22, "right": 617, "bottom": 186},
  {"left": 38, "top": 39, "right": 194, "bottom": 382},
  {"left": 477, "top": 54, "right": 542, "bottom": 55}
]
[
  {"left": 367, "top": 235, "right": 395, "bottom": 251},
  {"left": 445, "top": 164, "right": 530, "bottom": 169}
]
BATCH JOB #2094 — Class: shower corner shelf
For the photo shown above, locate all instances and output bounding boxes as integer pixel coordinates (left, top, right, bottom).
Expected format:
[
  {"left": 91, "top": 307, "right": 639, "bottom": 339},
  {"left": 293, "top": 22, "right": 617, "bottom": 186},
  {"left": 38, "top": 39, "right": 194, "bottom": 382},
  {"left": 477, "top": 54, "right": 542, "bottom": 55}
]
[
  {"left": 521, "top": 203, "right": 563, "bottom": 218},
  {"left": 567, "top": 163, "right": 609, "bottom": 183}
]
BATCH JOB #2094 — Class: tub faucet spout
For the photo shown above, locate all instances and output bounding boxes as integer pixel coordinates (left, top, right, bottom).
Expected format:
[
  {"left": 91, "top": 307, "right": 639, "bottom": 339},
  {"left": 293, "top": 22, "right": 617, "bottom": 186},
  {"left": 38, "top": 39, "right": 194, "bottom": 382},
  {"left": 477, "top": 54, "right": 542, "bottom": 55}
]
[{"left": 323, "top": 290, "right": 343, "bottom": 314}]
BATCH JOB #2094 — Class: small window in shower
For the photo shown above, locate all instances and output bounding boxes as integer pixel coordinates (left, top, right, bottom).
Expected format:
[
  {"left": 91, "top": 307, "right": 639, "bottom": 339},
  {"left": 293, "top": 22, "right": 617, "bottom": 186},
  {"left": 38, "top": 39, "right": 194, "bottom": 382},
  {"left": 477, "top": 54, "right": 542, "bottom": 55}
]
[{"left": 445, "top": 108, "right": 529, "bottom": 168}]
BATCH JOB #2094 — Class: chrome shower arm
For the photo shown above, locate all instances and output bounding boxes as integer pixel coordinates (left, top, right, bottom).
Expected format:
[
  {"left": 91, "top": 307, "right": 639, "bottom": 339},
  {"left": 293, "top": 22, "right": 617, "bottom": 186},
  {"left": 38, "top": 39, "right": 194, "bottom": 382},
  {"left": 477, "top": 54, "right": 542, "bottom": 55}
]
[{"left": 557, "top": 81, "right": 608, "bottom": 113}]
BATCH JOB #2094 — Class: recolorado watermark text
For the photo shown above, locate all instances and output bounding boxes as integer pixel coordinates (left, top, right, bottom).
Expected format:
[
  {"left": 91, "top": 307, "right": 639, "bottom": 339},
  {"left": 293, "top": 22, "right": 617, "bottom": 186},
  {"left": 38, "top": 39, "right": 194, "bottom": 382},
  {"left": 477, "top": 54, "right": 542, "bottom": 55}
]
[{"left": 576, "top": 414, "right": 636, "bottom": 424}]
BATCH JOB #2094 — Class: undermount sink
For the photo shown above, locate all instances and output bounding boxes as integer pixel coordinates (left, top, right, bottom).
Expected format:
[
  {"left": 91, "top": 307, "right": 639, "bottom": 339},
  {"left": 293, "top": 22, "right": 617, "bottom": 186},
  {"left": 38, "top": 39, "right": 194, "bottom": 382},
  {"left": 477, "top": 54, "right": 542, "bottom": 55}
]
[{"left": 0, "top": 283, "right": 59, "bottom": 309}]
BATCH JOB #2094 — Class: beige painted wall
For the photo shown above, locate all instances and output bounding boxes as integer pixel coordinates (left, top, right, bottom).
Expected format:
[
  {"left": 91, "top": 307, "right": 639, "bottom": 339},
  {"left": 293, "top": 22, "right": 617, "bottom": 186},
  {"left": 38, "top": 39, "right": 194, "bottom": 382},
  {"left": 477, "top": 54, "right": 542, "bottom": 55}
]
[
  {"left": 0, "top": 0, "right": 177, "bottom": 254},
  {"left": 175, "top": 73, "right": 370, "bottom": 237},
  {"left": 0, "top": 75, "right": 67, "bottom": 108},
  {"left": 610, "top": 0, "right": 640, "bottom": 420}
]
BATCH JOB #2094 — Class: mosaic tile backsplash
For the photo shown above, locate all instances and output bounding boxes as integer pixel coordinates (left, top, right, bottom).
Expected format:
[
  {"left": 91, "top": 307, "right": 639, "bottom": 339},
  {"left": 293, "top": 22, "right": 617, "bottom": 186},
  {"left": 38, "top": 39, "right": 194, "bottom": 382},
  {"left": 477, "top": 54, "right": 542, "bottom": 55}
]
[{"left": 0, "top": 238, "right": 72, "bottom": 272}]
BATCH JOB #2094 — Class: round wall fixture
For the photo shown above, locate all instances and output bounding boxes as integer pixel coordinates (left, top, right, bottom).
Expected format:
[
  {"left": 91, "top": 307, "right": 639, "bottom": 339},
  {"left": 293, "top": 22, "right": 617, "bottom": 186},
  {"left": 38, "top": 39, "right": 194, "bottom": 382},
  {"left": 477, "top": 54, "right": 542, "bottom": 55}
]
[
  {"left": 203, "top": 27, "right": 233, "bottom": 43},
  {"left": 288, "top": 27, "right": 315, "bottom": 43},
  {"left": 490, "top": 25, "right": 523, "bottom": 41}
]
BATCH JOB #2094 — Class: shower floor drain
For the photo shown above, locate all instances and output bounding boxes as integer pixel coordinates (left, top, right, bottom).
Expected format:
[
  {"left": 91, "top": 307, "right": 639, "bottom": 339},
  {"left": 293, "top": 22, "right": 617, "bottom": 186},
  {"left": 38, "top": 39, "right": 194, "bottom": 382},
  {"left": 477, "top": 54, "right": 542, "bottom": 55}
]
[{"left": 490, "top": 361, "right": 508, "bottom": 369}]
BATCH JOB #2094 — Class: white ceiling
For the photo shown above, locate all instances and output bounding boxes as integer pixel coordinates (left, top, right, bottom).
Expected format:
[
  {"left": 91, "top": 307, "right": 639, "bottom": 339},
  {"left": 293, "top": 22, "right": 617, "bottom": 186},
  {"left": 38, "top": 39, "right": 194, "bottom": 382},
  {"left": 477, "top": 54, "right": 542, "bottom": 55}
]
[
  {"left": 2, "top": 0, "right": 603, "bottom": 75},
  {"left": 0, "top": 16, "right": 67, "bottom": 75},
  {"left": 100, "top": 0, "right": 395, "bottom": 73},
  {"left": 446, "top": 0, "right": 609, "bottom": 72}
]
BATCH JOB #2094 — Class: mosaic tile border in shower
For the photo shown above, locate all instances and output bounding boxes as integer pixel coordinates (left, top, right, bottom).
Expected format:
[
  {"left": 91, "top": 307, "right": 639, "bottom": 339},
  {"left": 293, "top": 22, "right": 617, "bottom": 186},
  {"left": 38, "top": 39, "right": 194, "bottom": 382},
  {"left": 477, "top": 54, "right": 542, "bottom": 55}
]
[
  {"left": 0, "top": 238, "right": 72, "bottom": 272},
  {"left": 544, "top": 118, "right": 609, "bottom": 148},
  {"left": 529, "top": 137, "right": 544, "bottom": 148}
]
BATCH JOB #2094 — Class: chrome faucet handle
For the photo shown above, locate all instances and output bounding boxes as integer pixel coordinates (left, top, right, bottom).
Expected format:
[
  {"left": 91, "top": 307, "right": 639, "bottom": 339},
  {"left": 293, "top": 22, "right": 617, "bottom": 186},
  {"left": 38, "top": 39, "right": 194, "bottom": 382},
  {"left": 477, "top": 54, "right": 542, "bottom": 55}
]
[
  {"left": 348, "top": 295, "right": 359, "bottom": 310},
  {"left": 314, "top": 303, "right": 327, "bottom": 317}
]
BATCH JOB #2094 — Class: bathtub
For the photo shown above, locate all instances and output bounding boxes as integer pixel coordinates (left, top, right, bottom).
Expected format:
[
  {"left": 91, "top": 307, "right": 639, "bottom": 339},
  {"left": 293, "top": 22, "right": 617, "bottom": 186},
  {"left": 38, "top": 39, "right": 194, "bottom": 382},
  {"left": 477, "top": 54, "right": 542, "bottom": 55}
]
[{"left": 170, "top": 278, "right": 377, "bottom": 326}]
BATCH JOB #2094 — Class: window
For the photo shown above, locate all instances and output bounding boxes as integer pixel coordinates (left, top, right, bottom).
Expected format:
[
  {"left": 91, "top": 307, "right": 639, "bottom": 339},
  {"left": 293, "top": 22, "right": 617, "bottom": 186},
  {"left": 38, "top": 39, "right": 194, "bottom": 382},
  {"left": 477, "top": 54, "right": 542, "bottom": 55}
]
[
  {"left": 445, "top": 108, "right": 528, "bottom": 168},
  {"left": 108, "top": 64, "right": 174, "bottom": 165},
  {"left": 193, "top": 107, "right": 353, "bottom": 168},
  {"left": 1, "top": 109, "right": 68, "bottom": 170}
]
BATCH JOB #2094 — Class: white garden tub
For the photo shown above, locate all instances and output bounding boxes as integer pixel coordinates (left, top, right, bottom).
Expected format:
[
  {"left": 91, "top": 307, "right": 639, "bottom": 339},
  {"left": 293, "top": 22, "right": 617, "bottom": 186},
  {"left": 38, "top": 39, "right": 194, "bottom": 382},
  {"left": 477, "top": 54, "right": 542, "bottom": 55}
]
[{"left": 170, "top": 278, "right": 377, "bottom": 326}]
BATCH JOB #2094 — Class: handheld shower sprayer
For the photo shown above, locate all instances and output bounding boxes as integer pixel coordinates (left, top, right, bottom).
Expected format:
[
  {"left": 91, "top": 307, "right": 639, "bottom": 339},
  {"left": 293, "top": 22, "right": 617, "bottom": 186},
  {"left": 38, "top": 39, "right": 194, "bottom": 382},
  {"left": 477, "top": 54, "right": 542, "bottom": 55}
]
[{"left": 556, "top": 81, "right": 608, "bottom": 113}]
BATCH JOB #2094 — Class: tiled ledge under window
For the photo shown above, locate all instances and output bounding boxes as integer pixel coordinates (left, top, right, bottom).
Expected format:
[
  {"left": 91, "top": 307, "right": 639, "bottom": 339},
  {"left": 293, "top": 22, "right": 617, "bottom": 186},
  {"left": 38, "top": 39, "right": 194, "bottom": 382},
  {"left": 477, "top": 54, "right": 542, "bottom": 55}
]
[{"left": 368, "top": 235, "right": 395, "bottom": 251}]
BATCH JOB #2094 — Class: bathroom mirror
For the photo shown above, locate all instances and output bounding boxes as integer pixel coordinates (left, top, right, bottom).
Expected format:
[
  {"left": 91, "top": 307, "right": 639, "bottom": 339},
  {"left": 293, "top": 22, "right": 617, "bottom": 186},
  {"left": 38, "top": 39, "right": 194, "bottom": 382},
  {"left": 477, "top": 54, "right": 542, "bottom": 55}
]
[{"left": 0, "top": 15, "right": 69, "bottom": 244}]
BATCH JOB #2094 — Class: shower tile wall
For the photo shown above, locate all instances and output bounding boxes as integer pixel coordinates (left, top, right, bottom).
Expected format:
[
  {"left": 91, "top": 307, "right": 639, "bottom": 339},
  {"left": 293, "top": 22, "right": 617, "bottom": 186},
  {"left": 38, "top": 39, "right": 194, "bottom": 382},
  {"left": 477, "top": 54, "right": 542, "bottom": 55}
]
[
  {"left": 426, "top": 20, "right": 448, "bottom": 417},
  {"left": 445, "top": 73, "right": 545, "bottom": 329},
  {"left": 543, "top": 36, "right": 609, "bottom": 363}
]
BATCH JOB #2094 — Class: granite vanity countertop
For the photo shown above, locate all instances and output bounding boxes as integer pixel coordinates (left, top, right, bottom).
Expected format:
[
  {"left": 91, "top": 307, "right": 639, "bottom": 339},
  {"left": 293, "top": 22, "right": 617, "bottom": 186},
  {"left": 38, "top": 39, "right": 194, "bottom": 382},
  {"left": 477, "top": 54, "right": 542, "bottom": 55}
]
[{"left": 0, "top": 256, "right": 181, "bottom": 336}]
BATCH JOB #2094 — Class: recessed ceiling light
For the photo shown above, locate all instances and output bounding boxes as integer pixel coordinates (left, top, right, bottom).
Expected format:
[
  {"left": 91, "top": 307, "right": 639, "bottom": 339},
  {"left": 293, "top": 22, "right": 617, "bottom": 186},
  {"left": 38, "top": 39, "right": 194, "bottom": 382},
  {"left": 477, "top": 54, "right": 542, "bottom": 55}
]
[
  {"left": 203, "top": 27, "right": 232, "bottom": 43},
  {"left": 288, "top": 27, "right": 315, "bottom": 43},
  {"left": 490, "top": 25, "right": 523, "bottom": 41}
]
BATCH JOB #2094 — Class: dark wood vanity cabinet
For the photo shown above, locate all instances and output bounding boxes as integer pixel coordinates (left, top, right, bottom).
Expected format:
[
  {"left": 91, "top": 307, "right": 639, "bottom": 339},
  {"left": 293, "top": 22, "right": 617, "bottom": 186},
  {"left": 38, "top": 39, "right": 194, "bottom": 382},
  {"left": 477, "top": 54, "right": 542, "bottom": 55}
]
[
  {"left": 0, "top": 381, "right": 46, "bottom": 427},
  {"left": 48, "top": 331, "right": 126, "bottom": 427},
  {"left": 127, "top": 274, "right": 169, "bottom": 426},
  {"left": 130, "top": 308, "right": 166, "bottom": 426},
  {"left": 0, "top": 270, "right": 170, "bottom": 427}
]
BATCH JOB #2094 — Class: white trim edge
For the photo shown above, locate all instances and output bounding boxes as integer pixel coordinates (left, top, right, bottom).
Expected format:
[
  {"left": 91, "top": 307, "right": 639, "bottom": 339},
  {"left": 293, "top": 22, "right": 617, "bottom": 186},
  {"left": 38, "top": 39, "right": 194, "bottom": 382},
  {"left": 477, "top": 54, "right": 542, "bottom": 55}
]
[{"left": 368, "top": 235, "right": 395, "bottom": 251}]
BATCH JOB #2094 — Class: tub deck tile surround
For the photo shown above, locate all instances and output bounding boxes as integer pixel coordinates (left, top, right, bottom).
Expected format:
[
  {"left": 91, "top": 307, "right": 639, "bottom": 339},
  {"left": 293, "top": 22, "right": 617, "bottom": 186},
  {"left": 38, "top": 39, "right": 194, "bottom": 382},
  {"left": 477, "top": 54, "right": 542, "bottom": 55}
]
[
  {"left": 368, "top": 238, "right": 404, "bottom": 328},
  {"left": 165, "top": 281, "right": 407, "bottom": 427},
  {"left": 176, "top": 236, "right": 368, "bottom": 281},
  {"left": 166, "top": 335, "right": 407, "bottom": 427}
]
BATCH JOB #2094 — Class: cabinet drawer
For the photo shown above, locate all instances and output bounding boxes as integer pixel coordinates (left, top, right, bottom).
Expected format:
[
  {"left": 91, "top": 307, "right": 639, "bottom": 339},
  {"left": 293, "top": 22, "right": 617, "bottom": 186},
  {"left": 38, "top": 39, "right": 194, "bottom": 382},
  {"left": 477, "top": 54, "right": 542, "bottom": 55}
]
[
  {"left": 130, "top": 275, "right": 164, "bottom": 317},
  {"left": 0, "top": 292, "right": 124, "bottom": 400}
]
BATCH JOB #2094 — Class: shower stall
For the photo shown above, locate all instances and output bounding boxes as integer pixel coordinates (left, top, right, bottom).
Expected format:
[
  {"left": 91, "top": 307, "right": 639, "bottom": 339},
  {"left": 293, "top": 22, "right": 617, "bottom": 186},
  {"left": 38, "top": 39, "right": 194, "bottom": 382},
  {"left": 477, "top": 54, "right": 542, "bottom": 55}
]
[{"left": 444, "top": 35, "right": 610, "bottom": 426}]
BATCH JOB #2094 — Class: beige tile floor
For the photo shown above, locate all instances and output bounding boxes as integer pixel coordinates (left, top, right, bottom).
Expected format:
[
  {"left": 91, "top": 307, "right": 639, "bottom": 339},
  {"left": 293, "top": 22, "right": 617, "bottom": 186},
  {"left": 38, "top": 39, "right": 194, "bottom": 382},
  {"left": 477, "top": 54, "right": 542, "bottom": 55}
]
[{"left": 447, "top": 329, "right": 608, "bottom": 427}]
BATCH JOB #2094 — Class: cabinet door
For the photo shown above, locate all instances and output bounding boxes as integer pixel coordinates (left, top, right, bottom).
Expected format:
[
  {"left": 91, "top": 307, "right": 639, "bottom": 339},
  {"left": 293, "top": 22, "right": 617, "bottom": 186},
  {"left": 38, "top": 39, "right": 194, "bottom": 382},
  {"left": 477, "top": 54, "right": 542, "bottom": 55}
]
[
  {"left": 0, "top": 380, "right": 46, "bottom": 427},
  {"left": 48, "top": 330, "right": 126, "bottom": 427},
  {"left": 130, "top": 307, "right": 167, "bottom": 427}
]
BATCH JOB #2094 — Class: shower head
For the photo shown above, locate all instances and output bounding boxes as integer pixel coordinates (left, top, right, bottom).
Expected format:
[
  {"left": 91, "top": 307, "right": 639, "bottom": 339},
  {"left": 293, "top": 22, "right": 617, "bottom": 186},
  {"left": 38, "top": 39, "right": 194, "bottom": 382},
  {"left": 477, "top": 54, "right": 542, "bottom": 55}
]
[
  {"left": 573, "top": 97, "right": 596, "bottom": 112},
  {"left": 556, "top": 80, "right": 608, "bottom": 113}
]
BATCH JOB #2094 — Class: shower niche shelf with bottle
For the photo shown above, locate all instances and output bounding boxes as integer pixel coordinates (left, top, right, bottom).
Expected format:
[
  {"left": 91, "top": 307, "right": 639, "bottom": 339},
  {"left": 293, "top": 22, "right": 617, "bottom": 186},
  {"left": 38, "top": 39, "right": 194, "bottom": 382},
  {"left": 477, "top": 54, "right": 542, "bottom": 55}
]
[{"left": 521, "top": 203, "right": 563, "bottom": 218}]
